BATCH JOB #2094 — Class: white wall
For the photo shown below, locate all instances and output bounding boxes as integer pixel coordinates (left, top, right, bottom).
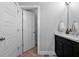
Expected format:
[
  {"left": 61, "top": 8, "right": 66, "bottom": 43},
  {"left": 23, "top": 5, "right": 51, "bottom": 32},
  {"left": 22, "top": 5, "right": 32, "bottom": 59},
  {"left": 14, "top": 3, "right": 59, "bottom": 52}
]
[{"left": 19, "top": 2, "right": 67, "bottom": 54}]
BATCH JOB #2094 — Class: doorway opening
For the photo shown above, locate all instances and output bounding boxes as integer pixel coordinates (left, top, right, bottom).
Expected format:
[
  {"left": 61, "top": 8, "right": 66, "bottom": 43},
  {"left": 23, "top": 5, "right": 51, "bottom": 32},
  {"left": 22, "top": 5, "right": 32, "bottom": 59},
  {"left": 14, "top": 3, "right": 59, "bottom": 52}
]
[{"left": 21, "top": 6, "right": 40, "bottom": 56}]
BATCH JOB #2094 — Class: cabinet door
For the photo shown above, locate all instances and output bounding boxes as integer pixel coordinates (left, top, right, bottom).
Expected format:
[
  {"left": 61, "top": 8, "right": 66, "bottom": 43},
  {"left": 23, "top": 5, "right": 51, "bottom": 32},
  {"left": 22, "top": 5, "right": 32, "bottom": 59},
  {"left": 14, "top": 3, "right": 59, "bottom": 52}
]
[
  {"left": 73, "top": 41, "right": 79, "bottom": 57},
  {"left": 63, "top": 38, "right": 73, "bottom": 57},
  {"left": 55, "top": 35, "right": 64, "bottom": 57}
]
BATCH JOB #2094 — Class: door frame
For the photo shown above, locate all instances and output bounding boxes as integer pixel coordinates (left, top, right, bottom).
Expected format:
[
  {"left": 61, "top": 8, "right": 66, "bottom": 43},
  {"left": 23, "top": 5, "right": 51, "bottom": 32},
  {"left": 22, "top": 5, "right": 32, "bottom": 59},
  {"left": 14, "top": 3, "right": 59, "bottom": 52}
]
[{"left": 20, "top": 5, "right": 40, "bottom": 54}]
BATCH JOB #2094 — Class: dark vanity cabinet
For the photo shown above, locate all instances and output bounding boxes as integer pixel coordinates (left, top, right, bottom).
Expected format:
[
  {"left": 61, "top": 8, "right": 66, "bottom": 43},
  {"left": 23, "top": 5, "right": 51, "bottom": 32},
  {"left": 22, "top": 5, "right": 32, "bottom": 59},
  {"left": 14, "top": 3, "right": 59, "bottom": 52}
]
[
  {"left": 63, "top": 38, "right": 73, "bottom": 57},
  {"left": 73, "top": 41, "right": 79, "bottom": 56},
  {"left": 55, "top": 35, "right": 79, "bottom": 57},
  {"left": 55, "top": 35, "right": 64, "bottom": 56}
]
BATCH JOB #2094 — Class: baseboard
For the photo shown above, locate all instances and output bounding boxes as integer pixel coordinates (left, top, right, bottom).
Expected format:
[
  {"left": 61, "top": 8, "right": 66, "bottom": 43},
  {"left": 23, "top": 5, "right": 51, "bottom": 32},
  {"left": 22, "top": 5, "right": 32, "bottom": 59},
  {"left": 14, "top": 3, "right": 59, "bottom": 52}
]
[{"left": 38, "top": 51, "right": 56, "bottom": 56}]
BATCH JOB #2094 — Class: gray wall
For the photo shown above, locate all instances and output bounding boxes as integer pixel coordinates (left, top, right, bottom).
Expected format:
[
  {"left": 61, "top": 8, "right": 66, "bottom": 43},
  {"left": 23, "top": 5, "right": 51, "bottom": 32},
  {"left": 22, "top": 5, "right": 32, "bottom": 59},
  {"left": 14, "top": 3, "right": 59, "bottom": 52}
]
[{"left": 19, "top": 2, "right": 67, "bottom": 53}]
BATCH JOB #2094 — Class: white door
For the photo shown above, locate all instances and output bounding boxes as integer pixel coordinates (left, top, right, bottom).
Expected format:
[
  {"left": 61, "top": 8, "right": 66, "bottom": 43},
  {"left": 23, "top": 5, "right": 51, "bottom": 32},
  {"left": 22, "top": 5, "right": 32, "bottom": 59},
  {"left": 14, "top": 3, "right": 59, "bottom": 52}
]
[
  {"left": 23, "top": 10, "right": 35, "bottom": 52},
  {"left": 0, "top": 2, "right": 18, "bottom": 57}
]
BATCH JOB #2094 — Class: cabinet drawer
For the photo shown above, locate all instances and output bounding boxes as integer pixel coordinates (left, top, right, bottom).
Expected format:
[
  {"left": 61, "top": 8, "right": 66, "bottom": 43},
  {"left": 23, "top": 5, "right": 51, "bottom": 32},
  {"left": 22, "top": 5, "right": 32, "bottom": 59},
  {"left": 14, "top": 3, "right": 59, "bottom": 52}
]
[
  {"left": 55, "top": 35, "right": 63, "bottom": 42},
  {"left": 63, "top": 38, "right": 73, "bottom": 46}
]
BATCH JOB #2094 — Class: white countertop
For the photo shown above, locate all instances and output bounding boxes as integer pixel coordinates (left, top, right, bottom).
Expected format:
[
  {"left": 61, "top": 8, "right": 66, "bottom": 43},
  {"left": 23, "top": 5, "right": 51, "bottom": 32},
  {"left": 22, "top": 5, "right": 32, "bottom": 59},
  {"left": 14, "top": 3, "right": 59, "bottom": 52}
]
[{"left": 55, "top": 31, "right": 79, "bottom": 43}]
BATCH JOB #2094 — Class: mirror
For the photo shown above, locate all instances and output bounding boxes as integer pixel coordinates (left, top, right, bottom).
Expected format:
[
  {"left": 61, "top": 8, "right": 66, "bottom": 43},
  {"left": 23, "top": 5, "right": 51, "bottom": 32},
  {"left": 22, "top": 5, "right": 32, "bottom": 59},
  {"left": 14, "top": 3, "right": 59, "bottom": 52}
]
[{"left": 69, "top": 2, "right": 79, "bottom": 32}]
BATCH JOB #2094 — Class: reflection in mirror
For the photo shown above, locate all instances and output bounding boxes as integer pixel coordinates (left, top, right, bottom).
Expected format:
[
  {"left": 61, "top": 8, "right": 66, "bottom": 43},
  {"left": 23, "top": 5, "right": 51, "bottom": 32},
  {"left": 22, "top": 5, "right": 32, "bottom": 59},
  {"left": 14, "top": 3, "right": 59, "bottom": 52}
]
[
  {"left": 69, "top": 2, "right": 79, "bottom": 34},
  {"left": 58, "top": 20, "right": 66, "bottom": 33}
]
